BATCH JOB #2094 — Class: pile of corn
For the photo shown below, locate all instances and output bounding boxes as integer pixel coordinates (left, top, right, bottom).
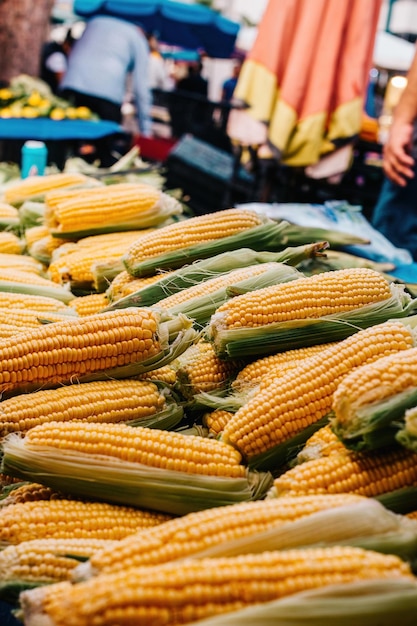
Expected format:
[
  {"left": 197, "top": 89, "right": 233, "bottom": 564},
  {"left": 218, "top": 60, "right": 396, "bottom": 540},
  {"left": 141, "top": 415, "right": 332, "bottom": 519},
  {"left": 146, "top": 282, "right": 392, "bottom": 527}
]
[{"left": 0, "top": 171, "right": 417, "bottom": 624}]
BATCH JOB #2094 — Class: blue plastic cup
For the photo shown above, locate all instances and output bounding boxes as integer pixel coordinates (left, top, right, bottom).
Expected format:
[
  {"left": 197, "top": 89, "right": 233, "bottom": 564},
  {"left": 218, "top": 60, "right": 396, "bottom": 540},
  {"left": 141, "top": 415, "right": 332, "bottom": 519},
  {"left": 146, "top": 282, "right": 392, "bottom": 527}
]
[{"left": 21, "top": 140, "right": 48, "bottom": 178}]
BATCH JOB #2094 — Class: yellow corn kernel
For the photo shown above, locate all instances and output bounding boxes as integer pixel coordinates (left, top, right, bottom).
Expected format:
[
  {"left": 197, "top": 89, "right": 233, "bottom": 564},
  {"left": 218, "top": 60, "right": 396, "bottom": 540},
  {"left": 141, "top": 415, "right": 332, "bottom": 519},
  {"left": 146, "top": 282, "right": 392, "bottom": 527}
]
[
  {"left": 0, "top": 308, "right": 161, "bottom": 395},
  {"left": 0, "top": 379, "right": 167, "bottom": 437},
  {"left": 0, "top": 201, "right": 19, "bottom": 219},
  {"left": 333, "top": 345, "right": 417, "bottom": 427},
  {"left": 203, "top": 409, "right": 234, "bottom": 437},
  {"left": 176, "top": 341, "right": 243, "bottom": 398},
  {"left": 222, "top": 320, "right": 415, "bottom": 460},
  {"left": 270, "top": 446, "right": 417, "bottom": 498},
  {"left": 0, "top": 267, "right": 69, "bottom": 290},
  {"left": 0, "top": 499, "right": 171, "bottom": 544},
  {"left": 0, "top": 231, "right": 25, "bottom": 254},
  {"left": 0, "top": 537, "right": 118, "bottom": 586},
  {"left": 21, "top": 547, "right": 413, "bottom": 626},
  {"left": 294, "top": 425, "right": 347, "bottom": 464},
  {"left": 86, "top": 493, "right": 367, "bottom": 575},
  {"left": 0, "top": 307, "right": 74, "bottom": 330},
  {"left": 69, "top": 293, "right": 110, "bottom": 316},
  {"left": 22, "top": 421, "right": 245, "bottom": 478},
  {"left": 4, "top": 172, "right": 91, "bottom": 205},
  {"left": 124, "top": 208, "right": 265, "bottom": 273},
  {"left": 45, "top": 183, "right": 161, "bottom": 233},
  {"left": 0, "top": 291, "right": 69, "bottom": 312},
  {"left": 232, "top": 342, "right": 338, "bottom": 393},
  {"left": 213, "top": 267, "right": 392, "bottom": 331}
]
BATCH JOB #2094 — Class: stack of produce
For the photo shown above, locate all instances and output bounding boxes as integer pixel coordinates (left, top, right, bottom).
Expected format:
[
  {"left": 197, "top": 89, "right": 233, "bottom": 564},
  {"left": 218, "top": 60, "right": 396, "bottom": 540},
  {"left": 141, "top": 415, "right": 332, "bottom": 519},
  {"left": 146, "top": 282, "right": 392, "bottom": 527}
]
[{"left": 0, "top": 168, "right": 416, "bottom": 624}]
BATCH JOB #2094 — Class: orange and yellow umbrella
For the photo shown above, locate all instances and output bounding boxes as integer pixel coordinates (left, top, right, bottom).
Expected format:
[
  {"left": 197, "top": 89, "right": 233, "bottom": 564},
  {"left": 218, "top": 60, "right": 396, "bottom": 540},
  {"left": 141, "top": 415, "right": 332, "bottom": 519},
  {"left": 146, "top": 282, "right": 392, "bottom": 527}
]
[{"left": 234, "top": 0, "right": 382, "bottom": 166}]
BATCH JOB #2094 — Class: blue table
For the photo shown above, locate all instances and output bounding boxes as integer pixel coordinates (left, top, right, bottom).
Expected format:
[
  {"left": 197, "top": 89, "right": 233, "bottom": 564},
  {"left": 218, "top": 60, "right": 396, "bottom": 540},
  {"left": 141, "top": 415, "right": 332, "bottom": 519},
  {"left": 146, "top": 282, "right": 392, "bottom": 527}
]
[{"left": 0, "top": 118, "right": 123, "bottom": 141}]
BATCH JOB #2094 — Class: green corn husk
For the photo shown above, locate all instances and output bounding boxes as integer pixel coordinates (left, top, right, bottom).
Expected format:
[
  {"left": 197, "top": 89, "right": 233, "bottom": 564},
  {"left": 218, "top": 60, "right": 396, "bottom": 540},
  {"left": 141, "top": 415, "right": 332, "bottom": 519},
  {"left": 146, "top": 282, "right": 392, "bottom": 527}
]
[
  {"left": 297, "top": 249, "right": 396, "bottom": 275},
  {"left": 397, "top": 405, "right": 417, "bottom": 453},
  {"left": 107, "top": 242, "right": 328, "bottom": 309},
  {"left": 0, "top": 279, "right": 74, "bottom": 304},
  {"left": 123, "top": 217, "right": 342, "bottom": 277},
  {"left": 1, "top": 432, "right": 273, "bottom": 516},
  {"left": 209, "top": 282, "right": 417, "bottom": 359},
  {"left": 184, "top": 580, "right": 417, "bottom": 626},
  {"left": 18, "top": 201, "right": 45, "bottom": 229},
  {"left": 158, "top": 262, "right": 303, "bottom": 328}
]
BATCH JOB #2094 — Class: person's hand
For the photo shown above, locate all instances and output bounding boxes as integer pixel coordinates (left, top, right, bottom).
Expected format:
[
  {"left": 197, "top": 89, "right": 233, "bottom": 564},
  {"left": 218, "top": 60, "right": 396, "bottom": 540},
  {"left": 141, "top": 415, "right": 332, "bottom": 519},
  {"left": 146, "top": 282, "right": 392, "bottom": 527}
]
[{"left": 383, "top": 121, "right": 415, "bottom": 186}]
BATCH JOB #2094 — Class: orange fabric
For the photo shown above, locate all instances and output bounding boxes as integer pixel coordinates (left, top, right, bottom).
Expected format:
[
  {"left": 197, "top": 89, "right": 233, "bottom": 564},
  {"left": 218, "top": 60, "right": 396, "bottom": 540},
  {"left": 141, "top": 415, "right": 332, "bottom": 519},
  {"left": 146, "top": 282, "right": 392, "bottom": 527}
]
[{"left": 234, "top": 0, "right": 382, "bottom": 166}]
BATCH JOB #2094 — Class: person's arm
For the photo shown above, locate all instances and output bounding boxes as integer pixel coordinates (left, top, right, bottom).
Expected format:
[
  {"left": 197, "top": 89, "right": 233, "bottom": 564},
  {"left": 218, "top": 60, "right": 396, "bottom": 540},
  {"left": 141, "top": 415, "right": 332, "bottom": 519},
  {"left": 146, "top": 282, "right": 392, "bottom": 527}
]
[
  {"left": 384, "top": 46, "right": 417, "bottom": 186},
  {"left": 131, "top": 33, "right": 152, "bottom": 136}
]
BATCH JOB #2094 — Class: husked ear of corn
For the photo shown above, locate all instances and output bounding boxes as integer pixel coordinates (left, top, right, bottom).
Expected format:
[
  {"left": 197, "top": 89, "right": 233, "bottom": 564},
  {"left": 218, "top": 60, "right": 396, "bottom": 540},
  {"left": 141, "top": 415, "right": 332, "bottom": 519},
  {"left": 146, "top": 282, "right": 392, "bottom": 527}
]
[
  {"left": 208, "top": 268, "right": 417, "bottom": 359},
  {"left": 0, "top": 231, "right": 25, "bottom": 255},
  {"left": 3, "top": 172, "right": 95, "bottom": 206},
  {"left": 0, "top": 537, "right": 118, "bottom": 602},
  {"left": 0, "top": 307, "right": 197, "bottom": 397},
  {"left": 123, "top": 209, "right": 292, "bottom": 277},
  {"left": 0, "top": 253, "right": 44, "bottom": 274},
  {"left": 203, "top": 409, "right": 235, "bottom": 436},
  {"left": 68, "top": 293, "right": 110, "bottom": 316},
  {"left": 269, "top": 444, "right": 417, "bottom": 514},
  {"left": 0, "top": 308, "right": 78, "bottom": 340},
  {"left": 0, "top": 268, "right": 74, "bottom": 304},
  {"left": 0, "top": 201, "right": 19, "bottom": 230},
  {"left": 106, "top": 270, "right": 166, "bottom": 303},
  {"left": 220, "top": 320, "right": 417, "bottom": 470},
  {"left": 19, "top": 546, "right": 414, "bottom": 626},
  {"left": 0, "top": 482, "right": 65, "bottom": 509},
  {"left": 0, "top": 291, "right": 70, "bottom": 312},
  {"left": 293, "top": 424, "right": 346, "bottom": 465},
  {"left": 45, "top": 182, "right": 183, "bottom": 238},
  {"left": 1, "top": 421, "right": 273, "bottom": 515},
  {"left": 332, "top": 340, "right": 417, "bottom": 450},
  {"left": 77, "top": 493, "right": 393, "bottom": 579},
  {"left": 0, "top": 378, "right": 183, "bottom": 438},
  {"left": 0, "top": 498, "right": 171, "bottom": 546}
]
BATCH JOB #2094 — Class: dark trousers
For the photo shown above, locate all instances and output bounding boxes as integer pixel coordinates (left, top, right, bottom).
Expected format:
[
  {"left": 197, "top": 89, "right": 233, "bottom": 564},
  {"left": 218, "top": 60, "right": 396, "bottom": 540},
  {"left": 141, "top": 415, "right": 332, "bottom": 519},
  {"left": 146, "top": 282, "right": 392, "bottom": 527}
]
[{"left": 60, "top": 89, "right": 124, "bottom": 167}]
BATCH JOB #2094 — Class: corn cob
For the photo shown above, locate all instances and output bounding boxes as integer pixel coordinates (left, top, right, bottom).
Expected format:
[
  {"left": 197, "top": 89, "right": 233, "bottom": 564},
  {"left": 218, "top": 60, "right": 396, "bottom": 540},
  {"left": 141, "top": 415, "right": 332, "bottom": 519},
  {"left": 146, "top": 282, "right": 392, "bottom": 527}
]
[
  {"left": 0, "top": 201, "right": 20, "bottom": 230},
  {"left": 3, "top": 172, "right": 93, "bottom": 206},
  {"left": 19, "top": 547, "right": 413, "bottom": 626},
  {"left": 123, "top": 209, "right": 287, "bottom": 277},
  {"left": 0, "top": 307, "right": 76, "bottom": 335},
  {"left": 48, "top": 231, "right": 152, "bottom": 290},
  {"left": 68, "top": 293, "right": 110, "bottom": 316},
  {"left": 0, "top": 379, "right": 176, "bottom": 437},
  {"left": 79, "top": 493, "right": 367, "bottom": 577},
  {"left": 203, "top": 409, "right": 235, "bottom": 436},
  {"left": 1, "top": 421, "right": 272, "bottom": 515},
  {"left": 0, "top": 291, "right": 70, "bottom": 312},
  {"left": 0, "top": 499, "right": 171, "bottom": 545},
  {"left": 0, "top": 231, "right": 25, "bottom": 254},
  {"left": 0, "top": 308, "right": 197, "bottom": 397},
  {"left": 175, "top": 341, "right": 244, "bottom": 399},
  {"left": 333, "top": 344, "right": 417, "bottom": 451},
  {"left": 45, "top": 182, "right": 182, "bottom": 238},
  {"left": 220, "top": 320, "right": 417, "bottom": 469},
  {"left": 208, "top": 268, "right": 417, "bottom": 358},
  {"left": 107, "top": 271, "right": 166, "bottom": 302},
  {"left": 0, "top": 482, "right": 65, "bottom": 508},
  {"left": 0, "top": 537, "right": 118, "bottom": 600},
  {"left": 232, "top": 341, "right": 338, "bottom": 393},
  {"left": 25, "top": 229, "right": 69, "bottom": 265},
  {"left": 269, "top": 445, "right": 417, "bottom": 508}
]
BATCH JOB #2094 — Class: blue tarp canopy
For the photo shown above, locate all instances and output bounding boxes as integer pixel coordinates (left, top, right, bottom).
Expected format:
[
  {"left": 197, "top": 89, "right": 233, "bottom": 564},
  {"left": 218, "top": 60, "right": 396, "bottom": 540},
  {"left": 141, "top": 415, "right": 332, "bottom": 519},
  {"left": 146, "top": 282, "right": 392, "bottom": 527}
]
[{"left": 73, "top": 0, "right": 240, "bottom": 58}]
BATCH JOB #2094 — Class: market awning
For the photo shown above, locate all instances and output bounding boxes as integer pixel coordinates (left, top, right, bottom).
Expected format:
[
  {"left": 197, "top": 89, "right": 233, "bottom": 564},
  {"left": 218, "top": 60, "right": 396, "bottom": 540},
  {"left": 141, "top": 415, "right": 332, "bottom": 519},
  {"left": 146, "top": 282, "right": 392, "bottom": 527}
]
[{"left": 73, "top": 0, "right": 240, "bottom": 58}]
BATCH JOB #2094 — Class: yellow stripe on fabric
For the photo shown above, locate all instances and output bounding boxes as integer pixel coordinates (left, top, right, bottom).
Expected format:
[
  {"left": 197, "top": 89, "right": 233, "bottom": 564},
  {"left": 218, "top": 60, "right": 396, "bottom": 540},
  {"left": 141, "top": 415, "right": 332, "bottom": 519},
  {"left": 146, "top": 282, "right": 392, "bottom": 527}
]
[
  {"left": 234, "top": 60, "right": 278, "bottom": 122},
  {"left": 327, "top": 97, "right": 363, "bottom": 142}
]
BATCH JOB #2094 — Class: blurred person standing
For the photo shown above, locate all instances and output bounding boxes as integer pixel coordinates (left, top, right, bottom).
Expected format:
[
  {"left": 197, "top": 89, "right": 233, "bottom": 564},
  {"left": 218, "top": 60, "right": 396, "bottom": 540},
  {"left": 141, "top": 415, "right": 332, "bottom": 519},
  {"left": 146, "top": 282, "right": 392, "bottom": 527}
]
[
  {"left": 40, "top": 28, "right": 75, "bottom": 95},
  {"left": 221, "top": 62, "right": 241, "bottom": 102},
  {"left": 60, "top": 15, "right": 152, "bottom": 166},
  {"left": 372, "top": 45, "right": 417, "bottom": 261},
  {"left": 147, "top": 33, "right": 172, "bottom": 91}
]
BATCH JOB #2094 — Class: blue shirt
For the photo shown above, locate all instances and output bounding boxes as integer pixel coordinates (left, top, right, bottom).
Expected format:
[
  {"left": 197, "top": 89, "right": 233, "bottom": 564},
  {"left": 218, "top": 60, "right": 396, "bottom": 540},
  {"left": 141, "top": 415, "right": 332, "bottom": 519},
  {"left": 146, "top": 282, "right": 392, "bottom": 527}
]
[{"left": 61, "top": 16, "right": 151, "bottom": 135}]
